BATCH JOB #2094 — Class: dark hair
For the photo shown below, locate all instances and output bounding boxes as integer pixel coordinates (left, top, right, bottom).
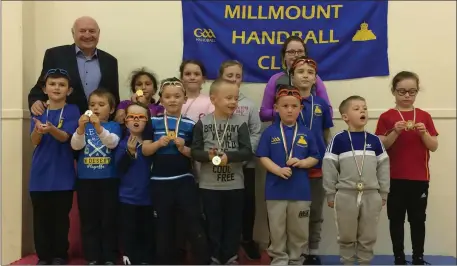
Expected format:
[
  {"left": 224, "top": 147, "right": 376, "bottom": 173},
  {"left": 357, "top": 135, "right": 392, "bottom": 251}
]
[
  {"left": 88, "top": 88, "right": 116, "bottom": 110},
  {"left": 218, "top": 60, "right": 243, "bottom": 77},
  {"left": 158, "top": 77, "right": 185, "bottom": 97},
  {"left": 179, "top": 60, "right": 207, "bottom": 78},
  {"left": 281, "top": 36, "right": 308, "bottom": 69},
  {"left": 129, "top": 67, "right": 158, "bottom": 95},
  {"left": 391, "top": 71, "right": 420, "bottom": 93},
  {"left": 338, "top": 95, "right": 366, "bottom": 115},
  {"left": 209, "top": 78, "right": 237, "bottom": 95}
]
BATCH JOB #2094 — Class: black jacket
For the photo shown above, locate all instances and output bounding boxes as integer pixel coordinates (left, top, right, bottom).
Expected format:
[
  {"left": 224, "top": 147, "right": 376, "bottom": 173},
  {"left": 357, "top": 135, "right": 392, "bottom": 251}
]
[{"left": 28, "top": 44, "right": 120, "bottom": 114}]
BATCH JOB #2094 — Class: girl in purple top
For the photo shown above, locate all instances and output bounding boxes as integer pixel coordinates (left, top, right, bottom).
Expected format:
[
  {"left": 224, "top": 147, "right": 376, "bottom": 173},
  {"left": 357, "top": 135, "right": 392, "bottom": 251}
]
[
  {"left": 260, "top": 36, "right": 333, "bottom": 122},
  {"left": 115, "top": 68, "right": 164, "bottom": 123}
]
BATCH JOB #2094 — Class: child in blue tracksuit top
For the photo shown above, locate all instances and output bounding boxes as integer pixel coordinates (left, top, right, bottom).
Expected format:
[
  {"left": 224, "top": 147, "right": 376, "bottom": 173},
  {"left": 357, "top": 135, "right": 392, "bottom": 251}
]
[
  {"left": 256, "top": 86, "right": 321, "bottom": 265},
  {"left": 29, "top": 68, "right": 80, "bottom": 265},
  {"left": 71, "top": 88, "right": 122, "bottom": 265},
  {"left": 115, "top": 102, "right": 155, "bottom": 265}
]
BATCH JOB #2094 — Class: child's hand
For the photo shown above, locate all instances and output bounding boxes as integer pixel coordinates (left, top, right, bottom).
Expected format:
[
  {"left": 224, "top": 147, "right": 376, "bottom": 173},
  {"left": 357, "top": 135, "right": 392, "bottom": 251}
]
[
  {"left": 136, "top": 95, "right": 149, "bottom": 105},
  {"left": 382, "top": 199, "right": 386, "bottom": 206},
  {"left": 220, "top": 153, "right": 228, "bottom": 166},
  {"left": 114, "top": 110, "right": 126, "bottom": 124},
  {"left": 157, "top": 136, "right": 170, "bottom": 147},
  {"left": 414, "top": 122, "right": 427, "bottom": 135},
  {"left": 208, "top": 148, "right": 217, "bottom": 161},
  {"left": 40, "top": 121, "right": 54, "bottom": 134},
  {"left": 78, "top": 114, "right": 90, "bottom": 129},
  {"left": 286, "top": 157, "right": 300, "bottom": 167},
  {"left": 89, "top": 114, "right": 100, "bottom": 126},
  {"left": 394, "top": 121, "right": 406, "bottom": 134},
  {"left": 174, "top": 137, "right": 185, "bottom": 151},
  {"left": 328, "top": 201, "right": 334, "bottom": 208},
  {"left": 33, "top": 118, "right": 45, "bottom": 134},
  {"left": 277, "top": 167, "right": 292, "bottom": 179},
  {"left": 127, "top": 135, "right": 138, "bottom": 155}
]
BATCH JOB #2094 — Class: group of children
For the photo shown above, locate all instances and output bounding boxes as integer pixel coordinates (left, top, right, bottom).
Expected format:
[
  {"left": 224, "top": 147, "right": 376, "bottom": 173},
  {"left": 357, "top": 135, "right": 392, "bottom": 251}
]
[{"left": 30, "top": 56, "right": 438, "bottom": 266}]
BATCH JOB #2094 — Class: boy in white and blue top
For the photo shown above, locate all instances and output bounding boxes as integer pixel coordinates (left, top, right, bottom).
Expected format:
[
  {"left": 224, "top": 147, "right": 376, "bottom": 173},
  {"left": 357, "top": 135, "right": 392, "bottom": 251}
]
[
  {"left": 30, "top": 68, "right": 79, "bottom": 265},
  {"left": 71, "top": 88, "right": 122, "bottom": 265},
  {"left": 142, "top": 78, "right": 209, "bottom": 265},
  {"left": 323, "top": 96, "right": 390, "bottom": 265}
]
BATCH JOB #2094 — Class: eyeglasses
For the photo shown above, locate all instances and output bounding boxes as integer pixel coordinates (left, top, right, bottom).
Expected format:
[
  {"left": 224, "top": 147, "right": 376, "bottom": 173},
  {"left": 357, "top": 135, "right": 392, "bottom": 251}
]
[
  {"left": 285, "top": 50, "right": 305, "bottom": 56},
  {"left": 159, "top": 80, "right": 185, "bottom": 94},
  {"left": 396, "top": 89, "right": 418, "bottom": 96},
  {"left": 44, "top": 68, "right": 70, "bottom": 79},
  {"left": 292, "top": 58, "right": 318, "bottom": 71},
  {"left": 276, "top": 87, "right": 302, "bottom": 101},
  {"left": 125, "top": 113, "right": 148, "bottom": 122}
]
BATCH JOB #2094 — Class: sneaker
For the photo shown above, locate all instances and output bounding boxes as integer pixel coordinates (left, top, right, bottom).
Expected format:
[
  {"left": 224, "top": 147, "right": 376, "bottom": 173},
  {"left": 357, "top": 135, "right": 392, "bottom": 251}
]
[
  {"left": 37, "top": 260, "right": 50, "bottom": 265},
  {"left": 51, "top": 258, "right": 67, "bottom": 265},
  {"left": 304, "top": 255, "right": 322, "bottom": 265},
  {"left": 87, "top": 261, "right": 98, "bottom": 265},
  {"left": 394, "top": 255, "right": 409, "bottom": 265},
  {"left": 225, "top": 255, "right": 239, "bottom": 265},
  {"left": 412, "top": 256, "right": 430, "bottom": 265},
  {"left": 241, "top": 240, "right": 261, "bottom": 260},
  {"left": 104, "top": 262, "right": 115, "bottom": 265}
]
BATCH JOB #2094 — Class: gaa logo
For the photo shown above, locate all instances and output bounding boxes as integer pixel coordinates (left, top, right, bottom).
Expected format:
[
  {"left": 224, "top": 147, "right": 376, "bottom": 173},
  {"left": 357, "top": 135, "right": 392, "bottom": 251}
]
[{"left": 193, "top": 28, "right": 216, "bottom": 43}]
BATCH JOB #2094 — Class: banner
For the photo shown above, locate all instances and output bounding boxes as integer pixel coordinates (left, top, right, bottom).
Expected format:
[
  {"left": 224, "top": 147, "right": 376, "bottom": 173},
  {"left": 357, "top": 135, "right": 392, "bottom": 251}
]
[{"left": 182, "top": 1, "right": 389, "bottom": 83}]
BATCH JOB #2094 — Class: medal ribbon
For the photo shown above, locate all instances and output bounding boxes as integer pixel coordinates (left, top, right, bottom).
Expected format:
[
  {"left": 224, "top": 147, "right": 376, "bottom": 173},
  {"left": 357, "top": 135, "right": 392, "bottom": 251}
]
[
  {"left": 299, "top": 95, "right": 314, "bottom": 129},
  {"left": 213, "top": 115, "right": 231, "bottom": 154},
  {"left": 164, "top": 112, "right": 181, "bottom": 137},
  {"left": 347, "top": 130, "right": 367, "bottom": 207},
  {"left": 46, "top": 104, "right": 65, "bottom": 128},
  {"left": 279, "top": 122, "right": 298, "bottom": 162},
  {"left": 396, "top": 107, "right": 416, "bottom": 129}
]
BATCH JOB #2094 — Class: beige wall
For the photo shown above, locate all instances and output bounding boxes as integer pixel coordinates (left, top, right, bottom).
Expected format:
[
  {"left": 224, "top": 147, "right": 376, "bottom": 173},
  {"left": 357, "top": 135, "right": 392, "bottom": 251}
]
[{"left": 2, "top": 1, "right": 455, "bottom": 263}]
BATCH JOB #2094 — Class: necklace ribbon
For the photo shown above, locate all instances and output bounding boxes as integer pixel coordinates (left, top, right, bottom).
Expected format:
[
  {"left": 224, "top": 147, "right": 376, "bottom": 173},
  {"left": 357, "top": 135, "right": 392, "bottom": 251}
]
[
  {"left": 46, "top": 104, "right": 65, "bottom": 129},
  {"left": 279, "top": 122, "right": 298, "bottom": 162},
  {"left": 164, "top": 113, "right": 181, "bottom": 139},
  {"left": 299, "top": 95, "right": 314, "bottom": 129},
  {"left": 213, "top": 114, "right": 231, "bottom": 154},
  {"left": 396, "top": 107, "right": 416, "bottom": 130},
  {"left": 347, "top": 130, "right": 367, "bottom": 207}
]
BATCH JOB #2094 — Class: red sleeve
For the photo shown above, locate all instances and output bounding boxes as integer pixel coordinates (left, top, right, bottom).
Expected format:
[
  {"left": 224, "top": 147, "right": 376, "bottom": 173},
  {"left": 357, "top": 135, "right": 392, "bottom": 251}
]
[
  {"left": 425, "top": 113, "right": 438, "bottom": 136},
  {"left": 375, "top": 112, "right": 391, "bottom": 136}
]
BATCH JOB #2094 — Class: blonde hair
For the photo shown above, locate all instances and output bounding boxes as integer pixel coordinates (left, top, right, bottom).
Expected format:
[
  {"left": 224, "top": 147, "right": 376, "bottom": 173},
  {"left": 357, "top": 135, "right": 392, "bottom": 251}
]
[{"left": 218, "top": 60, "right": 243, "bottom": 77}]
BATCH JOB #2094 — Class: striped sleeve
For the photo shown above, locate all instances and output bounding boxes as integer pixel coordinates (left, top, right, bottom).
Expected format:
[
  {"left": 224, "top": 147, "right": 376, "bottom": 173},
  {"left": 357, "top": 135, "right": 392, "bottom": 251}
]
[{"left": 323, "top": 131, "right": 343, "bottom": 202}]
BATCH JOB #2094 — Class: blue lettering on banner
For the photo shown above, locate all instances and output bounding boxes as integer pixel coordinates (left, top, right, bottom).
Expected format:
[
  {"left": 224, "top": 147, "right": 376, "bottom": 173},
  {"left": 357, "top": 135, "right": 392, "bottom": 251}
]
[{"left": 182, "top": 1, "right": 389, "bottom": 83}]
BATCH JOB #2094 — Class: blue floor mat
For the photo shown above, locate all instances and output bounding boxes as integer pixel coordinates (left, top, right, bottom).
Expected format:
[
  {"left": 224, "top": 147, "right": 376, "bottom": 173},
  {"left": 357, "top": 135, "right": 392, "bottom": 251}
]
[{"left": 319, "top": 255, "right": 457, "bottom": 265}]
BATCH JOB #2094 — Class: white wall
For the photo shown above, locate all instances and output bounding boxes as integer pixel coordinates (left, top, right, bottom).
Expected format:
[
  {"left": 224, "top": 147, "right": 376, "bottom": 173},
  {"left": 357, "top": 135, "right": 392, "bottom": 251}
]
[{"left": 2, "top": 1, "right": 456, "bottom": 263}]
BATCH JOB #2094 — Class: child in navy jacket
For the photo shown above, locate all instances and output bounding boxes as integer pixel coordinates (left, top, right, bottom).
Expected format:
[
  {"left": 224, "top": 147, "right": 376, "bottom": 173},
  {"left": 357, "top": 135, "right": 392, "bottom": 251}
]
[{"left": 115, "top": 102, "right": 155, "bottom": 265}]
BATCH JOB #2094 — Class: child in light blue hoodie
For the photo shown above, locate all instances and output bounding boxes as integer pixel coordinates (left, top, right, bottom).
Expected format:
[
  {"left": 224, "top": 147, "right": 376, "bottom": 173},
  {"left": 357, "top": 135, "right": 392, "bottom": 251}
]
[{"left": 219, "top": 60, "right": 262, "bottom": 260}]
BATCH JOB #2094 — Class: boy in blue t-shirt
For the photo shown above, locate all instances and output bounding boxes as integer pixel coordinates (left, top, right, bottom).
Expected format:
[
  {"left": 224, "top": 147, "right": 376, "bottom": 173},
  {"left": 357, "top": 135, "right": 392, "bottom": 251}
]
[
  {"left": 289, "top": 56, "right": 333, "bottom": 264},
  {"left": 30, "top": 68, "right": 80, "bottom": 265},
  {"left": 142, "top": 78, "right": 209, "bottom": 265},
  {"left": 115, "top": 102, "right": 155, "bottom": 265},
  {"left": 256, "top": 86, "right": 321, "bottom": 265},
  {"left": 70, "top": 88, "right": 122, "bottom": 265}
]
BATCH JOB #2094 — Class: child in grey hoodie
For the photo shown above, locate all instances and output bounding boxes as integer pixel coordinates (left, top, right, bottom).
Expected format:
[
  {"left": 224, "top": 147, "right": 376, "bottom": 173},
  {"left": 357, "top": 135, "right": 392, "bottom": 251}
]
[
  {"left": 218, "top": 60, "right": 262, "bottom": 260},
  {"left": 191, "top": 78, "right": 253, "bottom": 265},
  {"left": 323, "top": 96, "right": 390, "bottom": 265}
]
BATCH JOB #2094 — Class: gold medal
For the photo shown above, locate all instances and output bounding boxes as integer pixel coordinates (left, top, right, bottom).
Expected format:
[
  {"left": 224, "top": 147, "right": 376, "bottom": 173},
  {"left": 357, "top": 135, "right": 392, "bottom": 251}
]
[
  {"left": 57, "top": 119, "right": 63, "bottom": 129},
  {"left": 167, "top": 131, "right": 176, "bottom": 139},
  {"left": 356, "top": 182, "right": 364, "bottom": 191},
  {"left": 136, "top": 90, "right": 144, "bottom": 97},
  {"left": 85, "top": 110, "right": 93, "bottom": 117},
  {"left": 164, "top": 113, "right": 181, "bottom": 141},
  {"left": 212, "top": 155, "right": 222, "bottom": 166},
  {"left": 406, "top": 120, "right": 415, "bottom": 131}
]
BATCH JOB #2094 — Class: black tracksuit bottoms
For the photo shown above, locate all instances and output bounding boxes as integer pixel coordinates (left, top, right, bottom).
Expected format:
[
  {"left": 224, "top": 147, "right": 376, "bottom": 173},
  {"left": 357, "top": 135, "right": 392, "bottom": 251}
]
[
  {"left": 30, "top": 190, "right": 74, "bottom": 261},
  {"left": 151, "top": 177, "right": 209, "bottom": 265},
  {"left": 77, "top": 178, "right": 119, "bottom": 263},
  {"left": 119, "top": 203, "right": 155, "bottom": 264},
  {"left": 387, "top": 179, "right": 429, "bottom": 258},
  {"left": 201, "top": 188, "right": 244, "bottom": 264}
]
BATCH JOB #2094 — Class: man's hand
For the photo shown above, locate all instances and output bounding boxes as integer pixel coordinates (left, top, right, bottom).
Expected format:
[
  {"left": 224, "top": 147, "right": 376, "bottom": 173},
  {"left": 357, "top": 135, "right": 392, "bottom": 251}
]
[{"left": 31, "top": 100, "right": 47, "bottom": 116}]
